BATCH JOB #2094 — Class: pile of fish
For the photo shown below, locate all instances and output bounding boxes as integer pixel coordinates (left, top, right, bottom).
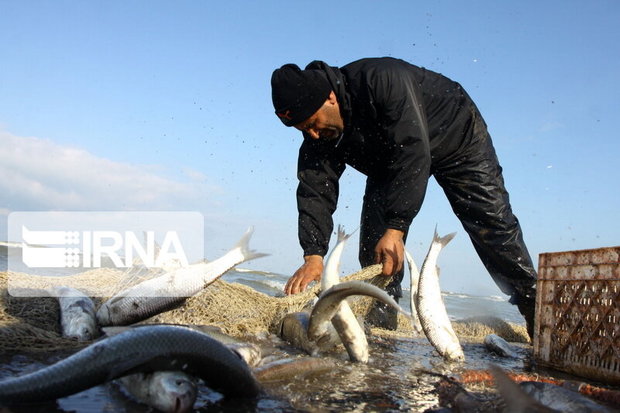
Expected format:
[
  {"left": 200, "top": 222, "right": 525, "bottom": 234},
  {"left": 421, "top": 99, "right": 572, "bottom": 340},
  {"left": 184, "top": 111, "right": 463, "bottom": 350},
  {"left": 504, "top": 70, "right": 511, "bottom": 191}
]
[
  {"left": 277, "top": 225, "right": 463, "bottom": 365},
  {"left": 0, "top": 227, "right": 268, "bottom": 412},
  {"left": 278, "top": 226, "right": 412, "bottom": 363}
]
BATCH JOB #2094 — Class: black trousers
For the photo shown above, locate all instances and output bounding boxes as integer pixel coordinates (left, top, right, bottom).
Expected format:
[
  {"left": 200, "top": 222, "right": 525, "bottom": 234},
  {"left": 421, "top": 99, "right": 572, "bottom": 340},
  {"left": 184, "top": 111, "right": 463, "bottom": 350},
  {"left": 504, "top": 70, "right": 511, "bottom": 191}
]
[{"left": 358, "top": 113, "right": 537, "bottom": 301}]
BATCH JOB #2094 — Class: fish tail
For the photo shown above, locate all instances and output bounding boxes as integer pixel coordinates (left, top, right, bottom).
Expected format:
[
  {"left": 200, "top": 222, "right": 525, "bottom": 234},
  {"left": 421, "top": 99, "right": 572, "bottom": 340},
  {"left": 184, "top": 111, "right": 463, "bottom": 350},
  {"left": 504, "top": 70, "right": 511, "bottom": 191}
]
[
  {"left": 336, "top": 225, "right": 357, "bottom": 243},
  {"left": 489, "top": 364, "right": 541, "bottom": 411},
  {"left": 235, "top": 227, "right": 269, "bottom": 261},
  {"left": 433, "top": 225, "right": 456, "bottom": 247}
]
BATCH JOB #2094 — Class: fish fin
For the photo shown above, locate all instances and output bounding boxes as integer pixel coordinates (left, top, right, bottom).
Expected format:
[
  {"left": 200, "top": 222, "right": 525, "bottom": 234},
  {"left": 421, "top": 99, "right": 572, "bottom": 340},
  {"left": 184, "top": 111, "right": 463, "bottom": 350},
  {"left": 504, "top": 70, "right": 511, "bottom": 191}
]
[
  {"left": 433, "top": 226, "right": 457, "bottom": 247},
  {"left": 101, "top": 326, "right": 133, "bottom": 337},
  {"left": 489, "top": 364, "right": 552, "bottom": 412},
  {"left": 235, "top": 227, "right": 269, "bottom": 261}
]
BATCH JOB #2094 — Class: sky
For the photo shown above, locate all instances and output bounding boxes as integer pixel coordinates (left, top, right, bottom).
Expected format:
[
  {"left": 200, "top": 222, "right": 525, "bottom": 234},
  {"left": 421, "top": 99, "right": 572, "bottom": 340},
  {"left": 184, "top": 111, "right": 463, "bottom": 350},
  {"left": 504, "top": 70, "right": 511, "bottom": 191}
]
[{"left": 1, "top": 1, "right": 618, "bottom": 296}]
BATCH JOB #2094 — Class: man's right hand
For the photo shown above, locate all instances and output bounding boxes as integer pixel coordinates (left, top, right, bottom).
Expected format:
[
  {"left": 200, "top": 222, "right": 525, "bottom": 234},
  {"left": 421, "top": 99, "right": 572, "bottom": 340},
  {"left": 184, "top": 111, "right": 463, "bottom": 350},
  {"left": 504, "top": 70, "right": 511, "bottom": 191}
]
[{"left": 284, "top": 255, "right": 324, "bottom": 295}]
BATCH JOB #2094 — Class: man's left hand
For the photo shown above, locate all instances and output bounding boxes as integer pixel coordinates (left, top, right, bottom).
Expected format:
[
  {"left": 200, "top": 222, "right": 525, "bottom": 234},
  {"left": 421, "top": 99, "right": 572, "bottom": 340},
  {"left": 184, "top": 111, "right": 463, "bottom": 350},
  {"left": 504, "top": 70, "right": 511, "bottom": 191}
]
[{"left": 374, "top": 228, "right": 405, "bottom": 277}]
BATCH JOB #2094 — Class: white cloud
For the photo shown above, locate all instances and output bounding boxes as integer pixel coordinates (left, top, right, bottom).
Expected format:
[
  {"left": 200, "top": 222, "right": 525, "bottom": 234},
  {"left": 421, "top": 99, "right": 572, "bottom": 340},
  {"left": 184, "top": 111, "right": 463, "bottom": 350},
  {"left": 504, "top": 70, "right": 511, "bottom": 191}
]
[
  {"left": 0, "top": 130, "right": 221, "bottom": 212},
  {"left": 0, "top": 130, "right": 299, "bottom": 275}
]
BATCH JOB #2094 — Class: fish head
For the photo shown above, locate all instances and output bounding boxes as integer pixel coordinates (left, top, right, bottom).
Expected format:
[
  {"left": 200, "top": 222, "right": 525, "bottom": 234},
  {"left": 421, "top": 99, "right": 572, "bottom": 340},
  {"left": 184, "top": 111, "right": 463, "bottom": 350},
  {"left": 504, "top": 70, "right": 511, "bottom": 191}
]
[
  {"left": 150, "top": 371, "right": 197, "bottom": 413},
  {"left": 279, "top": 312, "right": 311, "bottom": 344},
  {"left": 65, "top": 315, "right": 98, "bottom": 341},
  {"left": 73, "top": 324, "right": 96, "bottom": 341},
  {"left": 229, "top": 343, "right": 262, "bottom": 367}
]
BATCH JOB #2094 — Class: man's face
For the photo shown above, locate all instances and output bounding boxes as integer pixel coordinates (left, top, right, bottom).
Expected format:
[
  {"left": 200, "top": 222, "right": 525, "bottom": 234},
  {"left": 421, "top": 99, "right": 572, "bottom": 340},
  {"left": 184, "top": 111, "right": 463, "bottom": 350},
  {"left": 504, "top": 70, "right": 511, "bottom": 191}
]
[{"left": 294, "top": 91, "right": 344, "bottom": 141}]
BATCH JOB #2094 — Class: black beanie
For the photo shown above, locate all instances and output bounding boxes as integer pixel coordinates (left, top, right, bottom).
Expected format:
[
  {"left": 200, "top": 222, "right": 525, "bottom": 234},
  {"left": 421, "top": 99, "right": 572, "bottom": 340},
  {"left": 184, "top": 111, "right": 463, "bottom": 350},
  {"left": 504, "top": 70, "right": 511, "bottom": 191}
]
[{"left": 271, "top": 63, "right": 332, "bottom": 127}]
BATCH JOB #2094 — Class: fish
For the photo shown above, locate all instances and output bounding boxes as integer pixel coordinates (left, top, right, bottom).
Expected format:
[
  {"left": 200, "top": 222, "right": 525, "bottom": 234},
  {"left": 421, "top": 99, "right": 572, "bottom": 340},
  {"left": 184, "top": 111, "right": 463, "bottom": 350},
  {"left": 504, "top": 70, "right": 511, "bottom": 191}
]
[
  {"left": 97, "top": 227, "right": 267, "bottom": 326},
  {"left": 116, "top": 371, "right": 197, "bottom": 413},
  {"left": 253, "top": 357, "right": 338, "bottom": 382},
  {"left": 50, "top": 286, "right": 98, "bottom": 341},
  {"left": 490, "top": 365, "right": 559, "bottom": 412},
  {"left": 415, "top": 228, "right": 464, "bottom": 362},
  {"left": 519, "top": 381, "right": 614, "bottom": 413},
  {"left": 483, "top": 334, "right": 519, "bottom": 358},
  {"left": 278, "top": 311, "right": 340, "bottom": 356},
  {"left": 405, "top": 249, "right": 423, "bottom": 335},
  {"left": 321, "top": 225, "right": 368, "bottom": 362},
  {"left": 308, "top": 280, "right": 411, "bottom": 345},
  {"left": 0, "top": 325, "right": 261, "bottom": 404}
]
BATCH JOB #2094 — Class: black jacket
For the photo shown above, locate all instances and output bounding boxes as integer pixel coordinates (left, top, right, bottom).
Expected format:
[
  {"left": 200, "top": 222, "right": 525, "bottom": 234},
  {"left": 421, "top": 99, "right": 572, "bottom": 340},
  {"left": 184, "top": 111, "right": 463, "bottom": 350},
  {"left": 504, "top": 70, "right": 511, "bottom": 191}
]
[{"left": 297, "top": 57, "right": 481, "bottom": 256}]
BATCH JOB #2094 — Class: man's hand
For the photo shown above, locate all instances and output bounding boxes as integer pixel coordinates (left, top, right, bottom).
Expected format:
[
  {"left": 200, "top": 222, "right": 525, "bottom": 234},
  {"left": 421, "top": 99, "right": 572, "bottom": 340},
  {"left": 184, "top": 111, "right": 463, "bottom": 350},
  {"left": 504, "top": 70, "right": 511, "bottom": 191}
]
[
  {"left": 284, "top": 255, "right": 324, "bottom": 295},
  {"left": 374, "top": 228, "right": 405, "bottom": 277}
]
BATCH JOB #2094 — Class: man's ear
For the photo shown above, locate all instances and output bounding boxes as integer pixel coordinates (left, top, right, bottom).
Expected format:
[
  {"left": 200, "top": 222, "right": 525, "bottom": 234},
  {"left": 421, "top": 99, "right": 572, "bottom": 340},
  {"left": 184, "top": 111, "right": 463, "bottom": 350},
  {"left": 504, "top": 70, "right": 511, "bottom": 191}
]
[{"left": 328, "top": 90, "right": 338, "bottom": 104}]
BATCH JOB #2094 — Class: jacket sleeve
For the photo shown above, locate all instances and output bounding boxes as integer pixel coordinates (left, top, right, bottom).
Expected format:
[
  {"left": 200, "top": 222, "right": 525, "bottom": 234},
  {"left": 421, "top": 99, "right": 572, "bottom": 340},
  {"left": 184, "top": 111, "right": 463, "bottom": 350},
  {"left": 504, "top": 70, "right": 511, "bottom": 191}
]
[
  {"left": 296, "top": 135, "right": 346, "bottom": 257},
  {"left": 372, "top": 67, "right": 431, "bottom": 231}
]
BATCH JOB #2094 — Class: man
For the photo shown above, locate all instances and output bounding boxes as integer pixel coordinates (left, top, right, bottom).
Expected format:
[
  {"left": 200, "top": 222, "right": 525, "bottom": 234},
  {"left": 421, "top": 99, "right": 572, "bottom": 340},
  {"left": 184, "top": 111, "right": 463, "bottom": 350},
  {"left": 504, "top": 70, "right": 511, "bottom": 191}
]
[{"left": 270, "top": 57, "right": 537, "bottom": 337}]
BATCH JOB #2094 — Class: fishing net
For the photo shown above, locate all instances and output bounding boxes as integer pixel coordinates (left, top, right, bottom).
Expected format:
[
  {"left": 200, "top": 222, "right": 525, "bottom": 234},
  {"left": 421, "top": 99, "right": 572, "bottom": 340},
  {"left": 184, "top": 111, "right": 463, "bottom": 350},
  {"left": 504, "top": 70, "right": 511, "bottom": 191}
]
[{"left": 0, "top": 265, "right": 528, "bottom": 353}]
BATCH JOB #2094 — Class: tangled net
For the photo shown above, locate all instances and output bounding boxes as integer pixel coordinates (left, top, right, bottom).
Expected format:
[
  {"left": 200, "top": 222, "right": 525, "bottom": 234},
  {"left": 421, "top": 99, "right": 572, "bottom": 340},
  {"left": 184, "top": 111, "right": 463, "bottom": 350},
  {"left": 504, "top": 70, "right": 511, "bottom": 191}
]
[{"left": 0, "top": 264, "right": 529, "bottom": 353}]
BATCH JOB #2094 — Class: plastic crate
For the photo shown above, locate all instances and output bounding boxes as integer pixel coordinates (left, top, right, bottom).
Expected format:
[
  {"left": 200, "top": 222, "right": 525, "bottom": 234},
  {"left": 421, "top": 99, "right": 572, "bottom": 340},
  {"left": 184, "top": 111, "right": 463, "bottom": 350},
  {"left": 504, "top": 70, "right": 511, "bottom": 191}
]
[{"left": 533, "top": 246, "right": 620, "bottom": 384}]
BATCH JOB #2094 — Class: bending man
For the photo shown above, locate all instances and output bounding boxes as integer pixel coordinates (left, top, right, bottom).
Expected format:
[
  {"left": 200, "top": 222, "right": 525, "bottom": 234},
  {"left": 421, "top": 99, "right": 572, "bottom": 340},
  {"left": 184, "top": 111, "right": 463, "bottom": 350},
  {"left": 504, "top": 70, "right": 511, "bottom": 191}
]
[{"left": 270, "top": 57, "right": 537, "bottom": 337}]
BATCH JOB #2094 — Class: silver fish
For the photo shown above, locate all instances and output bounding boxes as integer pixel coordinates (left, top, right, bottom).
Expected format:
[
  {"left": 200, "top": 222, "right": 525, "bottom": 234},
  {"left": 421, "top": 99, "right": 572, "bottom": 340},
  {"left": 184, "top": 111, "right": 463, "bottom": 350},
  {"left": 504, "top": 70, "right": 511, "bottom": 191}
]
[
  {"left": 278, "top": 311, "right": 340, "bottom": 356},
  {"left": 117, "top": 371, "right": 197, "bottom": 413},
  {"left": 97, "top": 227, "right": 267, "bottom": 326},
  {"left": 520, "top": 381, "right": 614, "bottom": 413},
  {"left": 308, "top": 281, "right": 411, "bottom": 345},
  {"left": 405, "top": 249, "right": 423, "bottom": 335},
  {"left": 254, "top": 357, "right": 338, "bottom": 382},
  {"left": 51, "top": 286, "right": 98, "bottom": 341},
  {"left": 415, "top": 228, "right": 464, "bottom": 362},
  {"left": 484, "top": 334, "right": 519, "bottom": 358},
  {"left": 0, "top": 325, "right": 261, "bottom": 403},
  {"left": 321, "top": 225, "right": 368, "bottom": 363}
]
